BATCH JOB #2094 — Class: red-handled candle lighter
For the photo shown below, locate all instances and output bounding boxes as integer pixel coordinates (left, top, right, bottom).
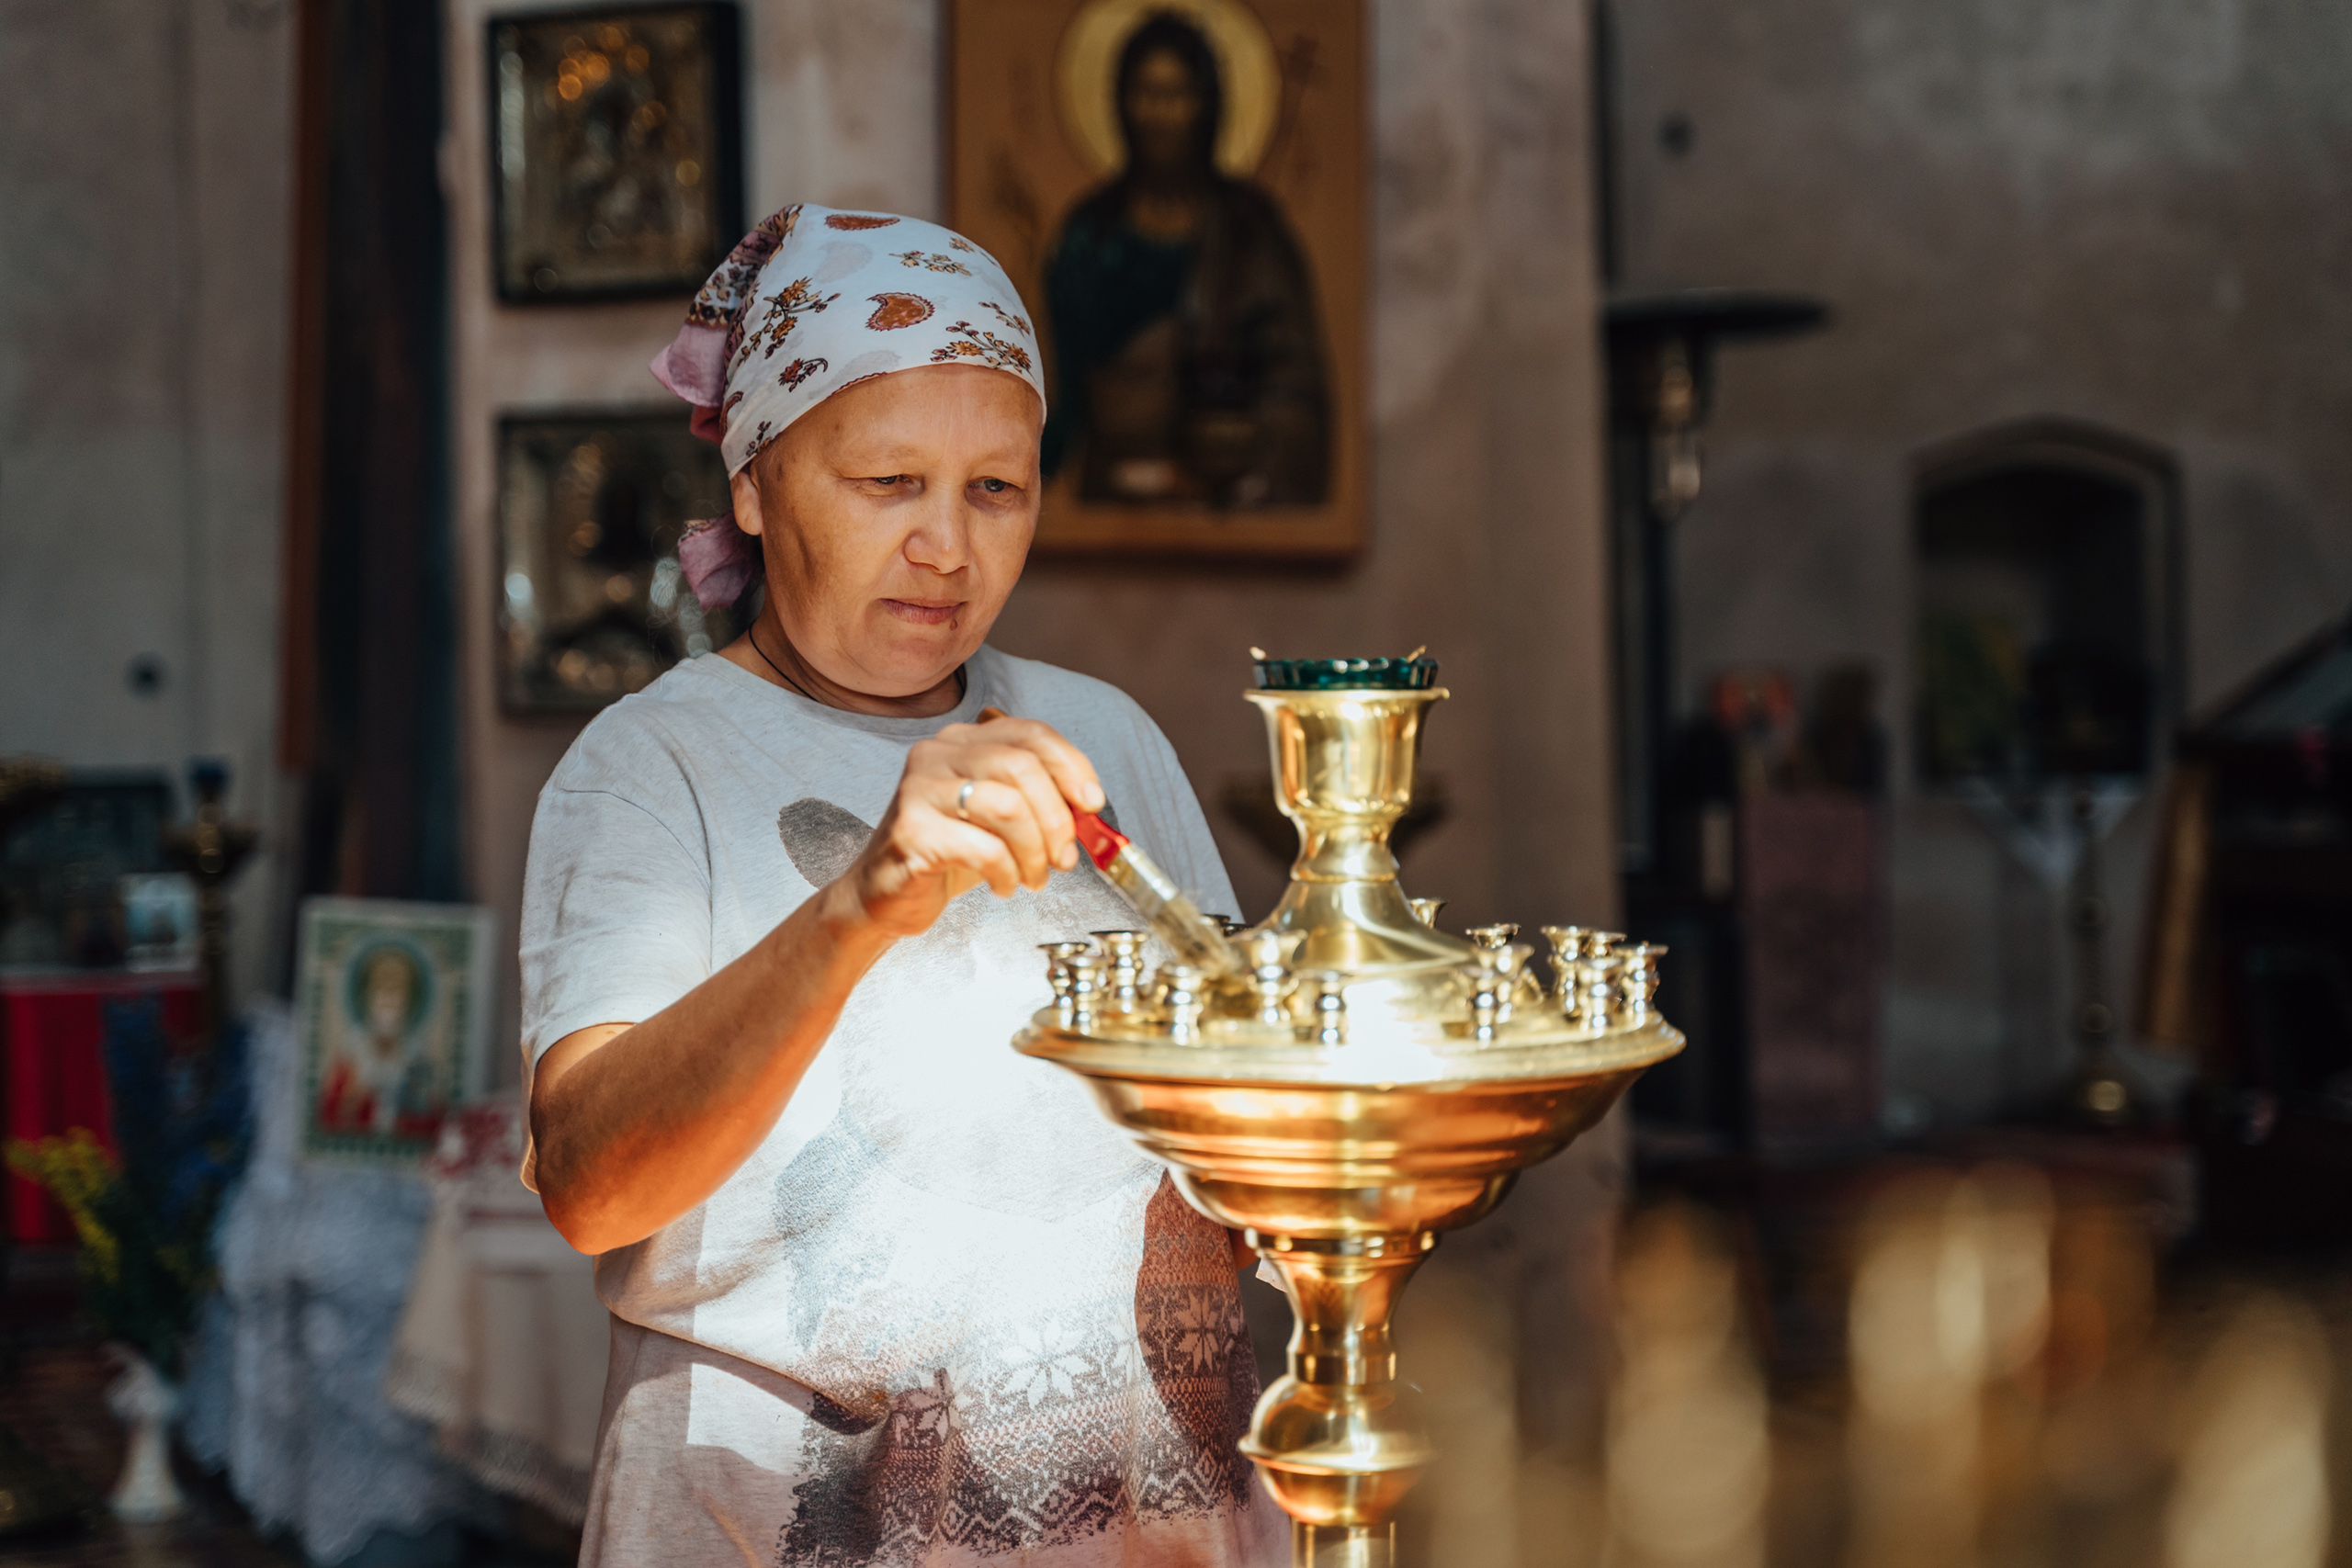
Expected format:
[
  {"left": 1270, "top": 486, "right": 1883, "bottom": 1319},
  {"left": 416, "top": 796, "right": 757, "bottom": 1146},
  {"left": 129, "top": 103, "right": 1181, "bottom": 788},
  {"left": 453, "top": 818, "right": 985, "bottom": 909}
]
[
  {"left": 1070, "top": 809, "right": 1238, "bottom": 975},
  {"left": 971, "top": 704, "right": 1239, "bottom": 975}
]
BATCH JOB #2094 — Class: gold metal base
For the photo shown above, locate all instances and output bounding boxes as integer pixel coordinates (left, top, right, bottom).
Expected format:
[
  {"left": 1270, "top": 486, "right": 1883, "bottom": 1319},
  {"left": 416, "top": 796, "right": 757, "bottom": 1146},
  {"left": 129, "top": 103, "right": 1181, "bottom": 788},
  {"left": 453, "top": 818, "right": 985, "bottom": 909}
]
[
  {"left": 1295, "top": 1521, "right": 1396, "bottom": 1567},
  {"left": 1015, "top": 1015, "right": 1679, "bottom": 1544},
  {"left": 1244, "top": 1234, "right": 1433, "bottom": 1536}
]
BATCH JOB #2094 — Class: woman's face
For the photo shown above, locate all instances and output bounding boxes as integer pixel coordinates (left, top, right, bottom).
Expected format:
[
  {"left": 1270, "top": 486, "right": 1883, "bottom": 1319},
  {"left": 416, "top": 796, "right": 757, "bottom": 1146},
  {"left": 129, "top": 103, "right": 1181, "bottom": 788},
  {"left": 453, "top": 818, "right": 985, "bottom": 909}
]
[{"left": 733, "top": 364, "right": 1043, "bottom": 698}]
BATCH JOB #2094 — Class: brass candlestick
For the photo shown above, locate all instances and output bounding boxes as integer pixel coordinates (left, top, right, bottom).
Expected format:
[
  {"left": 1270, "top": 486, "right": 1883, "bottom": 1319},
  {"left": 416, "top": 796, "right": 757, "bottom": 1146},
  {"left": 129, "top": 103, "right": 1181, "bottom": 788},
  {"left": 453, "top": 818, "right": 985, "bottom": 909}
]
[
  {"left": 162, "top": 759, "right": 258, "bottom": 1048},
  {"left": 1018, "top": 659, "right": 1682, "bottom": 1567}
]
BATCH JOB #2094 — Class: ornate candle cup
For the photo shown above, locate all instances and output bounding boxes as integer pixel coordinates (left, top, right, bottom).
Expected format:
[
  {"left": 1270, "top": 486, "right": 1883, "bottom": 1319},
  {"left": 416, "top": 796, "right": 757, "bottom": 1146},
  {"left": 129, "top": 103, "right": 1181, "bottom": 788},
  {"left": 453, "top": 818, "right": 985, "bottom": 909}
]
[
  {"left": 1307, "top": 971, "right": 1349, "bottom": 1043},
  {"left": 1063, "top": 951, "right": 1102, "bottom": 1030},
  {"left": 1464, "top": 943, "right": 1529, "bottom": 1039},
  {"left": 1618, "top": 943, "right": 1668, "bottom": 1021},
  {"left": 1539, "top": 925, "right": 1588, "bottom": 1007},
  {"left": 1091, "top": 930, "right": 1149, "bottom": 1011},
  {"left": 1039, "top": 940, "right": 1095, "bottom": 1022},
  {"left": 1162, "top": 964, "right": 1208, "bottom": 1042},
  {"left": 1578, "top": 957, "right": 1623, "bottom": 1031},
  {"left": 1016, "top": 656, "right": 1682, "bottom": 1568}
]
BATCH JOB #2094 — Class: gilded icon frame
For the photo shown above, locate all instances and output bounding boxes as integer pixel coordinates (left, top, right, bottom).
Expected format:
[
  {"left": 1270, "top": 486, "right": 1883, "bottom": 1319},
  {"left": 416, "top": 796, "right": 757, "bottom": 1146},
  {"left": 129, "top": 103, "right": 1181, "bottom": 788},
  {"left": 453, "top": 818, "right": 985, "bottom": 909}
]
[
  {"left": 487, "top": 2, "right": 744, "bottom": 304},
  {"left": 494, "top": 410, "right": 746, "bottom": 715},
  {"left": 948, "top": 0, "right": 1366, "bottom": 559}
]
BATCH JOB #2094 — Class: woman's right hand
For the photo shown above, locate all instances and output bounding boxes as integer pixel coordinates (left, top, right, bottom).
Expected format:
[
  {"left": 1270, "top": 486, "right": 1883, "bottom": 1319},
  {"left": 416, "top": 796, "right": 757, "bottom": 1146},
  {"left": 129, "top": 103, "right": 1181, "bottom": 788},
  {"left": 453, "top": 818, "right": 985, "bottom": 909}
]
[{"left": 838, "top": 711, "right": 1106, "bottom": 940}]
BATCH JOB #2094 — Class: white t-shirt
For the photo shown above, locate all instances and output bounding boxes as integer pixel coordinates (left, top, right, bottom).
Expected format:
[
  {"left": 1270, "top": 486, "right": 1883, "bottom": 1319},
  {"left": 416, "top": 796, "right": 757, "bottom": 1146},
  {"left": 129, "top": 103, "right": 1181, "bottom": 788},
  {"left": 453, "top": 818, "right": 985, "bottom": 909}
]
[{"left": 519, "top": 647, "right": 1283, "bottom": 1567}]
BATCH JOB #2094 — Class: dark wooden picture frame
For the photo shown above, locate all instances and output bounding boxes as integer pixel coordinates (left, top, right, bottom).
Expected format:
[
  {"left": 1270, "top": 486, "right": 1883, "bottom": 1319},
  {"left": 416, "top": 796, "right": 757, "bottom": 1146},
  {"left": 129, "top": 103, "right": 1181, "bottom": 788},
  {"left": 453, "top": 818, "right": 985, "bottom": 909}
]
[
  {"left": 948, "top": 0, "right": 1366, "bottom": 559},
  {"left": 487, "top": 2, "right": 744, "bottom": 304},
  {"left": 494, "top": 409, "right": 745, "bottom": 714}
]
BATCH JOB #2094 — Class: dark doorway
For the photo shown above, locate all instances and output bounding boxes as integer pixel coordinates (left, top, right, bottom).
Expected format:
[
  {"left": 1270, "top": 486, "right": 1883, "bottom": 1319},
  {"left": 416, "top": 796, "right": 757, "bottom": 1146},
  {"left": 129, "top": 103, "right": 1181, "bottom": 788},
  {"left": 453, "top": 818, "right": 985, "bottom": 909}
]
[{"left": 1912, "top": 419, "right": 2183, "bottom": 790}]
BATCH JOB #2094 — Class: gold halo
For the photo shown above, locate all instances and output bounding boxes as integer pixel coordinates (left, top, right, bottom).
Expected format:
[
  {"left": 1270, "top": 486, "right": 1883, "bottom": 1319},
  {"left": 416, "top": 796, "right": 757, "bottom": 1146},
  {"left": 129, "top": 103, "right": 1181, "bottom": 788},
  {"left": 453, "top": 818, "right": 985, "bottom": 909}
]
[{"left": 1055, "top": 0, "right": 1280, "bottom": 179}]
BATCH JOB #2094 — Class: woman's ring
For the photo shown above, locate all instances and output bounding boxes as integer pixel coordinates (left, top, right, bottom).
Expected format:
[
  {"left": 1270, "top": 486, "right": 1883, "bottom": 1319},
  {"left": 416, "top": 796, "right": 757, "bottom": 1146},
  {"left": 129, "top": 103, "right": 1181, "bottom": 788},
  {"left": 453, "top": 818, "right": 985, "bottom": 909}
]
[{"left": 956, "top": 780, "right": 978, "bottom": 820}]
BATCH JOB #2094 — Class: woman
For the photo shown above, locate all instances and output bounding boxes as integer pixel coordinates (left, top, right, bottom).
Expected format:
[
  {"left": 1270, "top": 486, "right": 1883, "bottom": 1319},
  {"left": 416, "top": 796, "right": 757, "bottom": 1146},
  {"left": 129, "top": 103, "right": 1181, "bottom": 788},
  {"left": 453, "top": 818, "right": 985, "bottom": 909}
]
[{"left": 521, "top": 206, "right": 1280, "bottom": 1566}]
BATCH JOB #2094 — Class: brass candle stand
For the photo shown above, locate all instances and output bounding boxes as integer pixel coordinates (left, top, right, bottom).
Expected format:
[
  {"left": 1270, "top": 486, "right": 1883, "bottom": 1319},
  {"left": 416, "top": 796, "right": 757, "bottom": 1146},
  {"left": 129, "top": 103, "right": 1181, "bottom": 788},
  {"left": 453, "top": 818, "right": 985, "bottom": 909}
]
[
  {"left": 1017, "top": 660, "right": 1683, "bottom": 1567},
  {"left": 162, "top": 759, "right": 258, "bottom": 1049}
]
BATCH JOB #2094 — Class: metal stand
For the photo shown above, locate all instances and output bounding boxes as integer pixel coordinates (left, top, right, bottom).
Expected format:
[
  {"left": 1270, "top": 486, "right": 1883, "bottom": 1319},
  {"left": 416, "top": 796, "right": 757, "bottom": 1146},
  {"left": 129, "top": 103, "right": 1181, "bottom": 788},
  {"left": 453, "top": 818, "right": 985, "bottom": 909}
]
[
  {"left": 2063, "top": 785, "right": 2133, "bottom": 1124},
  {"left": 162, "top": 759, "right": 257, "bottom": 1049},
  {"left": 1603, "top": 293, "right": 1827, "bottom": 1148},
  {"left": 1243, "top": 1235, "right": 1435, "bottom": 1555},
  {"left": 1958, "top": 780, "right": 2141, "bottom": 1122},
  {"left": 1295, "top": 1522, "right": 1396, "bottom": 1567}
]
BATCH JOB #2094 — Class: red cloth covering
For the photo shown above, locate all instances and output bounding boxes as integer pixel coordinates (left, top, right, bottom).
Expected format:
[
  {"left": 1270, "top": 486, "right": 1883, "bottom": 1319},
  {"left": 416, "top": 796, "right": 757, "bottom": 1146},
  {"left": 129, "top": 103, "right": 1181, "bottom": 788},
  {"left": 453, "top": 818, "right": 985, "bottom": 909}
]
[{"left": 1, "top": 970, "right": 202, "bottom": 1243}]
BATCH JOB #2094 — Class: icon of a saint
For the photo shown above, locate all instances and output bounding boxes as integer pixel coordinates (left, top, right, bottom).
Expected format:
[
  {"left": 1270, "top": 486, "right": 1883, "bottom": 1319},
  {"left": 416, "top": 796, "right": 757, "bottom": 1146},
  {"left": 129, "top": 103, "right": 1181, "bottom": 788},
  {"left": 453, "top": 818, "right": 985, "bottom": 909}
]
[
  {"left": 1042, "top": 10, "right": 1330, "bottom": 508},
  {"left": 318, "top": 943, "right": 442, "bottom": 1141}
]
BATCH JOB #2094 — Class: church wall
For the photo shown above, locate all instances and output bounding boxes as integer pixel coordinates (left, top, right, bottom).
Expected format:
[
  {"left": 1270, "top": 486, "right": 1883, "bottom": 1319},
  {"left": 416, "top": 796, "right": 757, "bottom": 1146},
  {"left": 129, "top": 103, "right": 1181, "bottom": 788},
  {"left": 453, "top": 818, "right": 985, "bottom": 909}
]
[
  {"left": 1611, "top": 0, "right": 2352, "bottom": 1121},
  {"left": 0, "top": 0, "right": 297, "bottom": 1005}
]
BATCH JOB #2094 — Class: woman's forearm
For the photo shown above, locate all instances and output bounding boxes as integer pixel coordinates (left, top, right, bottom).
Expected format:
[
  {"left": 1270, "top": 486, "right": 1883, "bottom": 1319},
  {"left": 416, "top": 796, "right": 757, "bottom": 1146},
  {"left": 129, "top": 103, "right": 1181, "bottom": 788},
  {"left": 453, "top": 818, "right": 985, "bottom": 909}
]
[
  {"left": 529, "top": 877, "right": 897, "bottom": 1253},
  {"left": 529, "top": 711, "right": 1103, "bottom": 1255}
]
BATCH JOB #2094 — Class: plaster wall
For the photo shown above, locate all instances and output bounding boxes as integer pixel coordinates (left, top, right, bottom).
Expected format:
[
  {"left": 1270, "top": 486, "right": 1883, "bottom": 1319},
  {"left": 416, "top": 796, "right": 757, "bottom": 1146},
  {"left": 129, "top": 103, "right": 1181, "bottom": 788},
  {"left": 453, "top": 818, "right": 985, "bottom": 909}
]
[
  {"left": 0, "top": 0, "right": 298, "bottom": 1004},
  {"left": 1611, "top": 0, "right": 2352, "bottom": 1120}
]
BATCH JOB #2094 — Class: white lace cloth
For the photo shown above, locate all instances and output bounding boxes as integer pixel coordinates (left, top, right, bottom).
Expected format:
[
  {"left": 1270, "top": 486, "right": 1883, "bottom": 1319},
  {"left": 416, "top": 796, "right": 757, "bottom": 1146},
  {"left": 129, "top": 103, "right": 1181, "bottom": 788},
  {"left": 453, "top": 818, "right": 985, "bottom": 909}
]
[
  {"left": 182, "top": 1000, "right": 498, "bottom": 1563},
  {"left": 381, "top": 1097, "right": 603, "bottom": 1523}
]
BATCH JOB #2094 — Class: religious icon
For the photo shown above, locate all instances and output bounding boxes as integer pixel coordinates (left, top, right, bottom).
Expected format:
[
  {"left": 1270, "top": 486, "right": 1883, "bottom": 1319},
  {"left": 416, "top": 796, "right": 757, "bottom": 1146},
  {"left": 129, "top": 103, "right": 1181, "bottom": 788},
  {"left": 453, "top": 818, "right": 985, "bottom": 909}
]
[
  {"left": 1043, "top": 9, "right": 1329, "bottom": 508},
  {"left": 496, "top": 411, "right": 746, "bottom": 714},
  {"left": 488, "top": 3, "right": 744, "bottom": 303},
  {"left": 951, "top": 0, "right": 1365, "bottom": 558},
  {"left": 296, "top": 899, "right": 494, "bottom": 1165}
]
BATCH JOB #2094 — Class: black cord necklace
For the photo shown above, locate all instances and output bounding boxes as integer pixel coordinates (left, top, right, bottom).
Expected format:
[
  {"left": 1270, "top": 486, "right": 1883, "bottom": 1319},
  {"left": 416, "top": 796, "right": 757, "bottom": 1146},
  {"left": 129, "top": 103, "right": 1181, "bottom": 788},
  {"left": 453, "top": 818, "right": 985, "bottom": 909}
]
[
  {"left": 746, "top": 623, "right": 821, "bottom": 704},
  {"left": 747, "top": 624, "right": 968, "bottom": 707}
]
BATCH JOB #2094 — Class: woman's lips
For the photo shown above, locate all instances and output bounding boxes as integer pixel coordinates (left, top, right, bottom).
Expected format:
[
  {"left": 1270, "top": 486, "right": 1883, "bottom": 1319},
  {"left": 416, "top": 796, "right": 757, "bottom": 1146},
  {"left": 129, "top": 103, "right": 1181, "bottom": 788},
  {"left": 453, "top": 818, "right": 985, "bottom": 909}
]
[{"left": 883, "top": 598, "right": 961, "bottom": 626}]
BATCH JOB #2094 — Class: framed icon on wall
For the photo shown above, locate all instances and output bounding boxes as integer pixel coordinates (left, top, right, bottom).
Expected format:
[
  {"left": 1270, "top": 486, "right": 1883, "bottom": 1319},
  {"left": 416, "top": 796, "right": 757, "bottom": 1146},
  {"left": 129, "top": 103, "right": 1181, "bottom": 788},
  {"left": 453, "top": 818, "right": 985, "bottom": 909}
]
[
  {"left": 487, "top": 2, "right": 744, "bottom": 303},
  {"left": 296, "top": 898, "right": 496, "bottom": 1167},
  {"left": 949, "top": 0, "right": 1366, "bottom": 559},
  {"left": 496, "top": 410, "right": 746, "bottom": 714}
]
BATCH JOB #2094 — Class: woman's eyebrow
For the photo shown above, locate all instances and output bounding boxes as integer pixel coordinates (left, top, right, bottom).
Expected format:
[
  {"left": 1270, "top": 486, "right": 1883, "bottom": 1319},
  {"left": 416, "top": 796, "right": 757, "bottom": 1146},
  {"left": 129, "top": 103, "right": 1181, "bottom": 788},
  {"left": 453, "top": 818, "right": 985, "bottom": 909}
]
[
  {"left": 835, "top": 446, "right": 1037, "bottom": 473},
  {"left": 836, "top": 447, "right": 927, "bottom": 471}
]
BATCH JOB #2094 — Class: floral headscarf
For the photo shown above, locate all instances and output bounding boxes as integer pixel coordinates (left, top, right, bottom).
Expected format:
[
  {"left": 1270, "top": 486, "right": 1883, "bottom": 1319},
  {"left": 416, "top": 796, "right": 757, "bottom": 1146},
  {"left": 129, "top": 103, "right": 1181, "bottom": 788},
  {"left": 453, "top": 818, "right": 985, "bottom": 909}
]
[{"left": 650, "top": 204, "right": 1048, "bottom": 608}]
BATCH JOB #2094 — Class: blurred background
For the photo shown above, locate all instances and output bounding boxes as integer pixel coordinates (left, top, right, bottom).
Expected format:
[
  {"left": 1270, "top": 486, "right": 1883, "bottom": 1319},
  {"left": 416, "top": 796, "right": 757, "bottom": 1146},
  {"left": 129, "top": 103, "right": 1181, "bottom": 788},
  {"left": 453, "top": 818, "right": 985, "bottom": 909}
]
[{"left": 2, "top": 0, "right": 2349, "bottom": 1563}]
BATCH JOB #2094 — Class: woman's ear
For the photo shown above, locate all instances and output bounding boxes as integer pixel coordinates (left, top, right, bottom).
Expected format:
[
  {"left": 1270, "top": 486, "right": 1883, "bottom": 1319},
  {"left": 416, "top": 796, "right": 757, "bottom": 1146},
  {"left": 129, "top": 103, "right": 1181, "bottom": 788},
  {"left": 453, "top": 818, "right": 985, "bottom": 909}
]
[{"left": 729, "top": 464, "right": 766, "bottom": 537}]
